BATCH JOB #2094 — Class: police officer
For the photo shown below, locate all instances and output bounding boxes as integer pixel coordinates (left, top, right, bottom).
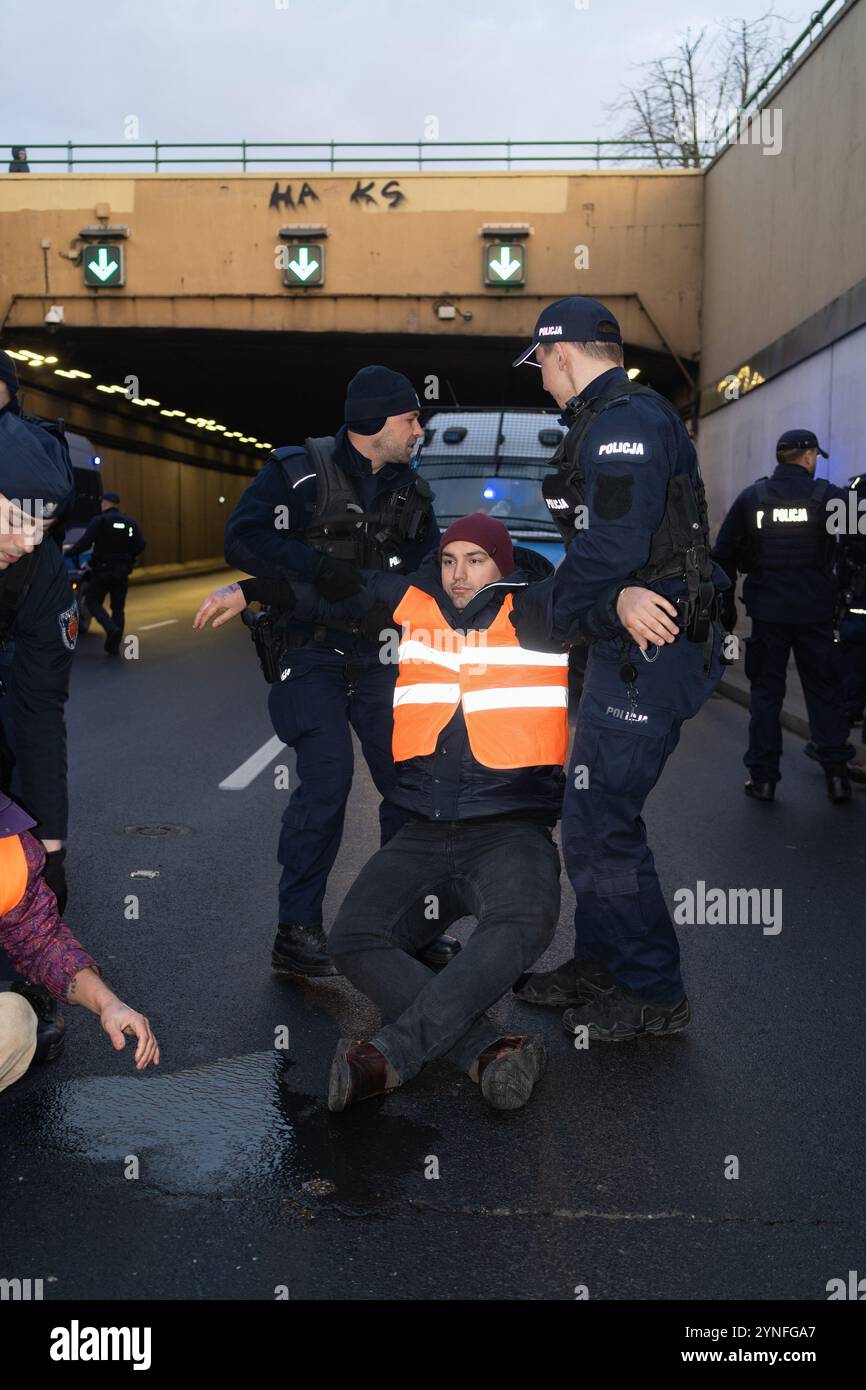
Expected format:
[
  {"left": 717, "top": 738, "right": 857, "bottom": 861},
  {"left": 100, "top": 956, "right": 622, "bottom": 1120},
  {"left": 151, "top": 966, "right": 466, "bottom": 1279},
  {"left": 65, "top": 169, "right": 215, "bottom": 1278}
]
[
  {"left": 65, "top": 490, "right": 145, "bottom": 654},
  {"left": 712, "top": 429, "right": 853, "bottom": 802},
  {"left": 0, "top": 349, "right": 76, "bottom": 915},
  {"left": 224, "top": 365, "right": 455, "bottom": 978},
  {"left": 510, "top": 297, "right": 727, "bottom": 1041},
  {"left": 835, "top": 472, "right": 866, "bottom": 736}
]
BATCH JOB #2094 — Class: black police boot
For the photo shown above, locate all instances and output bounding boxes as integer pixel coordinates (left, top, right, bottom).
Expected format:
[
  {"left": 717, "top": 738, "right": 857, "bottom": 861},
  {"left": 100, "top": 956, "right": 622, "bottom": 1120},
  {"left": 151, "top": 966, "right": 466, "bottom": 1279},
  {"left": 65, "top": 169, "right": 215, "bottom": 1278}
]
[
  {"left": 563, "top": 984, "right": 690, "bottom": 1043},
  {"left": 415, "top": 934, "right": 462, "bottom": 971},
  {"left": 513, "top": 957, "right": 617, "bottom": 1008},
  {"left": 10, "top": 981, "right": 66, "bottom": 1062},
  {"left": 825, "top": 764, "right": 852, "bottom": 803},
  {"left": 744, "top": 779, "right": 775, "bottom": 801},
  {"left": 271, "top": 924, "right": 339, "bottom": 978},
  {"left": 104, "top": 625, "right": 122, "bottom": 656}
]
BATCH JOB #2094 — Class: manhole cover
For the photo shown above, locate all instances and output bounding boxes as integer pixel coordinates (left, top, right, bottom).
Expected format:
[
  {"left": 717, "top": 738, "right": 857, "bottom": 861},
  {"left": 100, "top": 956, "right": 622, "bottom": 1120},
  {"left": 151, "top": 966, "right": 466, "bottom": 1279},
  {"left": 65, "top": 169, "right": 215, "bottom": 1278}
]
[
  {"left": 301, "top": 1178, "right": 337, "bottom": 1198},
  {"left": 125, "top": 825, "right": 191, "bottom": 837}
]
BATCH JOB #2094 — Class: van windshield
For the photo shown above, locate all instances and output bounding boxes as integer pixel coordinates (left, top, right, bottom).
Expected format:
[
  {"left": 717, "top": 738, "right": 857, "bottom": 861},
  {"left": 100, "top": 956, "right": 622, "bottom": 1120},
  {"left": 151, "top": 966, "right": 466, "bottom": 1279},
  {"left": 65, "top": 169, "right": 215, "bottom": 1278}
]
[{"left": 416, "top": 460, "right": 558, "bottom": 536}]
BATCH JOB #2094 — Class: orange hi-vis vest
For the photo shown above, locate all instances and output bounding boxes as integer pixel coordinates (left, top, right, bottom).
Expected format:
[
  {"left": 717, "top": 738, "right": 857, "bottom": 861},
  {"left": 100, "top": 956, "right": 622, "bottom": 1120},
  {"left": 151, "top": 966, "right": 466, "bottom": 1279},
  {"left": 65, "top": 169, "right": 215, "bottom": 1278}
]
[
  {"left": 392, "top": 586, "right": 569, "bottom": 770},
  {"left": 0, "top": 834, "right": 28, "bottom": 916}
]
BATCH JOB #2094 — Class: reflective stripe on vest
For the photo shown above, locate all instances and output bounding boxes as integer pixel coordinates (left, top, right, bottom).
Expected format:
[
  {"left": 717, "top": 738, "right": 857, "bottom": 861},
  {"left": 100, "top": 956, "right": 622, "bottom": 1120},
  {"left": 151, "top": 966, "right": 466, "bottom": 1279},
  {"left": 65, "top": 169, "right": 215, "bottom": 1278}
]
[
  {"left": 391, "top": 587, "right": 569, "bottom": 769},
  {"left": 0, "top": 834, "right": 28, "bottom": 916}
]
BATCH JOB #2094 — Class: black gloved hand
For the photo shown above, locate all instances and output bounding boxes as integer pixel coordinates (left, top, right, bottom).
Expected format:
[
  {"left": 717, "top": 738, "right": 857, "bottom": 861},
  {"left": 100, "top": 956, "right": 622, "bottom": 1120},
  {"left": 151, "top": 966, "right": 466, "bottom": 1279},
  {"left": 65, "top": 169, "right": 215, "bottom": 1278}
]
[
  {"left": 720, "top": 590, "right": 737, "bottom": 634},
  {"left": 357, "top": 601, "right": 397, "bottom": 645},
  {"left": 508, "top": 591, "right": 569, "bottom": 653},
  {"left": 315, "top": 555, "right": 363, "bottom": 602},
  {"left": 42, "top": 847, "right": 68, "bottom": 916}
]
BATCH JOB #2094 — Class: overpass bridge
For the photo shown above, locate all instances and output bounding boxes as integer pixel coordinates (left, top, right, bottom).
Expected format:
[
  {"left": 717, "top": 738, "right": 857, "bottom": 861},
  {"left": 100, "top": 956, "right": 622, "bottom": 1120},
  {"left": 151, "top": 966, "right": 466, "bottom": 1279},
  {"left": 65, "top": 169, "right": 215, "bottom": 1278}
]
[
  {"left": 0, "top": 167, "right": 702, "bottom": 570},
  {"left": 0, "top": 0, "right": 863, "bottom": 571}
]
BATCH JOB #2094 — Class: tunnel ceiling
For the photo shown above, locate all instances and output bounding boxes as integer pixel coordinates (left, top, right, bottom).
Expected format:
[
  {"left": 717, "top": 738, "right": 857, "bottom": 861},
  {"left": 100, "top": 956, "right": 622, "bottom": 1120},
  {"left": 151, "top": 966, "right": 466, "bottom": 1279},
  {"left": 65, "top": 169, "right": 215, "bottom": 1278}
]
[{"left": 9, "top": 328, "right": 693, "bottom": 450}]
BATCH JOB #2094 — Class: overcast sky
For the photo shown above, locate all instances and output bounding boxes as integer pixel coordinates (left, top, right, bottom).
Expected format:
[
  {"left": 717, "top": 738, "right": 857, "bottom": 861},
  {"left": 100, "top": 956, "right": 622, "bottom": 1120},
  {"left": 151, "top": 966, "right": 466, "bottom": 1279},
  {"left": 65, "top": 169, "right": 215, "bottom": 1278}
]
[{"left": 1, "top": 0, "right": 822, "bottom": 162}]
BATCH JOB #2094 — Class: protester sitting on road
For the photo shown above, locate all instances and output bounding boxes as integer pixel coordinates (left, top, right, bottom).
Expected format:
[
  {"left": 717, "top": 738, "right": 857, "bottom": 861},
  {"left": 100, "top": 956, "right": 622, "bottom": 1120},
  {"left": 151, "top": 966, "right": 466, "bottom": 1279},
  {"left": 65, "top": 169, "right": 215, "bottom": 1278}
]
[
  {"left": 196, "top": 512, "right": 657, "bottom": 1111},
  {"left": 0, "top": 791, "right": 159, "bottom": 1092}
]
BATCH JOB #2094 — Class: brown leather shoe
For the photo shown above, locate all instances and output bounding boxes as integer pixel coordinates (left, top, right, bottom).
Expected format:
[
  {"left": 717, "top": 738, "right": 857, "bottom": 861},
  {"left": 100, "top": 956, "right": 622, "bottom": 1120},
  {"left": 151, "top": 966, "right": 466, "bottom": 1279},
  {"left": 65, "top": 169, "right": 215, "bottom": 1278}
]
[
  {"left": 472, "top": 1034, "right": 547, "bottom": 1111},
  {"left": 328, "top": 1038, "right": 401, "bottom": 1112}
]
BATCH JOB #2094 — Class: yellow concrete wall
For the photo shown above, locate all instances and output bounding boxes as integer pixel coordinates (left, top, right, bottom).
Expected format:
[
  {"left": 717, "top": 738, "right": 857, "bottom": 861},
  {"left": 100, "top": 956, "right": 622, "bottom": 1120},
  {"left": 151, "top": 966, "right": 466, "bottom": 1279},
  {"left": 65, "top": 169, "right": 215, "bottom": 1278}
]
[
  {"left": 700, "top": 0, "right": 866, "bottom": 386},
  {"left": 0, "top": 170, "right": 703, "bottom": 358}
]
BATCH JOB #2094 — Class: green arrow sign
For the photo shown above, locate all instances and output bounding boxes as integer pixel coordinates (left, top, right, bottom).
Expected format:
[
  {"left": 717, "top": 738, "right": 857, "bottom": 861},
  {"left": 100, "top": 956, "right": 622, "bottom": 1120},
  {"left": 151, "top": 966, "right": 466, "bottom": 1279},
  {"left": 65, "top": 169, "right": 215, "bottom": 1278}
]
[
  {"left": 83, "top": 243, "right": 125, "bottom": 288},
  {"left": 282, "top": 243, "right": 325, "bottom": 288},
  {"left": 483, "top": 242, "right": 526, "bottom": 287}
]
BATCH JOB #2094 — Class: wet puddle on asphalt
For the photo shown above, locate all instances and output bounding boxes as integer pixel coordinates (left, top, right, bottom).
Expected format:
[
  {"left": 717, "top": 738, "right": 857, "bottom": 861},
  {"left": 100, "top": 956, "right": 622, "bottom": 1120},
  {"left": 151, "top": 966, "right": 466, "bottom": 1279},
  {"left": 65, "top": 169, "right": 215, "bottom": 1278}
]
[{"left": 5, "top": 1051, "right": 439, "bottom": 1209}]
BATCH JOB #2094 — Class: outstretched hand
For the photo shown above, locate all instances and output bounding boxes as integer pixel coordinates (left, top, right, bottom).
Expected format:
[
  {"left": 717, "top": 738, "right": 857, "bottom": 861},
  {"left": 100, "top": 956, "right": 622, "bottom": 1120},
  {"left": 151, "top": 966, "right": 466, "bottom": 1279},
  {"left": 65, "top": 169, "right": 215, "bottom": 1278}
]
[{"left": 193, "top": 583, "right": 246, "bottom": 630}]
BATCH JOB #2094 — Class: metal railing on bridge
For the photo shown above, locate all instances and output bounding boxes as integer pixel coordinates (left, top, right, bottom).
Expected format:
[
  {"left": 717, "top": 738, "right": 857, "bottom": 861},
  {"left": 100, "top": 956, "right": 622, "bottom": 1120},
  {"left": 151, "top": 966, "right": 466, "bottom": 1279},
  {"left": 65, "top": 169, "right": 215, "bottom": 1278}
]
[
  {"left": 2, "top": 0, "right": 847, "bottom": 175},
  {"left": 4, "top": 138, "right": 720, "bottom": 174}
]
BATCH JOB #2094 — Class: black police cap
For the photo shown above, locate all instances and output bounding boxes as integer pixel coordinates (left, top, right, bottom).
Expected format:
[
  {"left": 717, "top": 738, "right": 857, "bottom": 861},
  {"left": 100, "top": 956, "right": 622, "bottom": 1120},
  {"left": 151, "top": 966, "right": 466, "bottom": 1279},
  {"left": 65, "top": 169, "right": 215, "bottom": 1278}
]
[{"left": 776, "top": 429, "right": 828, "bottom": 458}]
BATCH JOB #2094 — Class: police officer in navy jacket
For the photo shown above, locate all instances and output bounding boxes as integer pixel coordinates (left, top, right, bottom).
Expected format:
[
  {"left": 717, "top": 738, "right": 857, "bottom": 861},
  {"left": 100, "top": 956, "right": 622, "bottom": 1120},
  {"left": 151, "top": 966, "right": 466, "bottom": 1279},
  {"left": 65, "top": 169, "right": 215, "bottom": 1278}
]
[
  {"left": 508, "top": 297, "right": 728, "bottom": 1043},
  {"left": 223, "top": 366, "right": 449, "bottom": 978},
  {"left": 712, "top": 429, "right": 853, "bottom": 802}
]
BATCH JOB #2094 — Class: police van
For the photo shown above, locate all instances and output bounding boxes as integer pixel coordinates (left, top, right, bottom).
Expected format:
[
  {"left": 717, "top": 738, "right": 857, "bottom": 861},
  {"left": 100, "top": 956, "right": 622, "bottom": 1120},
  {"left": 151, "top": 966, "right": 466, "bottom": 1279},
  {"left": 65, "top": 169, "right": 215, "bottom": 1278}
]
[{"left": 414, "top": 409, "right": 566, "bottom": 568}]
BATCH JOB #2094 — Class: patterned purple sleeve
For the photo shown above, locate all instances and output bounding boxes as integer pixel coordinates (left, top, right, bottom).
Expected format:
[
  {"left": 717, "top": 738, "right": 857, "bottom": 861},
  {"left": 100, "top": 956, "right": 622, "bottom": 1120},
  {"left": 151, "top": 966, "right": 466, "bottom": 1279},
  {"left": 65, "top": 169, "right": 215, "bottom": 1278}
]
[{"left": 0, "top": 833, "right": 100, "bottom": 1000}]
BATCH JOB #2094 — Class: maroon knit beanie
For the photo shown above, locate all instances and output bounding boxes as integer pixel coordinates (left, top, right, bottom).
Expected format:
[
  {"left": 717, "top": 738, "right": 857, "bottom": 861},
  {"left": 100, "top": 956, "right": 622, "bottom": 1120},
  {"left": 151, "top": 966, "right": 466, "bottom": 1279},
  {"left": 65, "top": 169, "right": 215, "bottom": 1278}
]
[{"left": 438, "top": 512, "right": 515, "bottom": 575}]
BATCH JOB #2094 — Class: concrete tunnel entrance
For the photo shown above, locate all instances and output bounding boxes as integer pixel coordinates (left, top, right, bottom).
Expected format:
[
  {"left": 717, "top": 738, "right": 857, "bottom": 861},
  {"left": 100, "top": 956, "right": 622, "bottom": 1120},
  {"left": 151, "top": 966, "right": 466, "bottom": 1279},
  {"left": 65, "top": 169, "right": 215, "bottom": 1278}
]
[{"left": 8, "top": 325, "right": 694, "bottom": 573}]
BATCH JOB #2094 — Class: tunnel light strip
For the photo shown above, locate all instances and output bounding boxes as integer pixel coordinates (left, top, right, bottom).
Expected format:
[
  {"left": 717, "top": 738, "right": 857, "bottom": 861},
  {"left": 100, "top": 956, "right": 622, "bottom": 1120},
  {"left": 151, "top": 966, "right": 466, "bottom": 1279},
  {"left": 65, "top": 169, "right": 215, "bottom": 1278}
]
[{"left": 10, "top": 345, "right": 261, "bottom": 453}]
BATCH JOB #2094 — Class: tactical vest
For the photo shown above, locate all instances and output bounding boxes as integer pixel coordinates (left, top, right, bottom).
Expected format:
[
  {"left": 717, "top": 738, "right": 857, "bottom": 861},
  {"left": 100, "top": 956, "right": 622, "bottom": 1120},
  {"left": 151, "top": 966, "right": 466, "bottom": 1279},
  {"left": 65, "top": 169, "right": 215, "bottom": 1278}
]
[
  {"left": 293, "top": 436, "right": 433, "bottom": 571},
  {"left": 740, "top": 477, "right": 834, "bottom": 572},
  {"left": 541, "top": 380, "right": 717, "bottom": 612},
  {"left": 91, "top": 510, "right": 138, "bottom": 567},
  {"left": 392, "top": 587, "right": 569, "bottom": 769}
]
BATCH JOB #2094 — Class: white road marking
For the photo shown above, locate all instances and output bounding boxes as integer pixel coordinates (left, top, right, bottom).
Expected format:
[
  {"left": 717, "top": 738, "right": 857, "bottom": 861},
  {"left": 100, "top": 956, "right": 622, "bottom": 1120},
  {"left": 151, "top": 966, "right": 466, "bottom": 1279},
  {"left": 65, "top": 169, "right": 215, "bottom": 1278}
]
[
  {"left": 139, "top": 619, "right": 179, "bottom": 631},
  {"left": 219, "top": 735, "right": 287, "bottom": 791}
]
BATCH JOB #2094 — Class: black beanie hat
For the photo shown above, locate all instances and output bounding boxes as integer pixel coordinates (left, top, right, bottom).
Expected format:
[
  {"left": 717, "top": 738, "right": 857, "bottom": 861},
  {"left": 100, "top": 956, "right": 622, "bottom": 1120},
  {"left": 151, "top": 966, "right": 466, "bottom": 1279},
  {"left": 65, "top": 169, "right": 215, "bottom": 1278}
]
[
  {"left": 0, "top": 349, "right": 20, "bottom": 396},
  {"left": 345, "top": 365, "right": 419, "bottom": 430}
]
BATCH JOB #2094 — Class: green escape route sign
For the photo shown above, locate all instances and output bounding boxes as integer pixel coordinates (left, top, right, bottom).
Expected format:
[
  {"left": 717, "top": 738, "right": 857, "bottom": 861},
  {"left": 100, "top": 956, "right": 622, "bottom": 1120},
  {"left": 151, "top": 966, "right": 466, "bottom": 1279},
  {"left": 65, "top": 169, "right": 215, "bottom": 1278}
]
[
  {"left": 282, "top": 243, "right": 325, "bottom": 287},
  {"left": 483, "top": 242, "right": 526, "bottom": 287},
  {"left": 83, "top": 244, "right": 125, "bottom": 287}
]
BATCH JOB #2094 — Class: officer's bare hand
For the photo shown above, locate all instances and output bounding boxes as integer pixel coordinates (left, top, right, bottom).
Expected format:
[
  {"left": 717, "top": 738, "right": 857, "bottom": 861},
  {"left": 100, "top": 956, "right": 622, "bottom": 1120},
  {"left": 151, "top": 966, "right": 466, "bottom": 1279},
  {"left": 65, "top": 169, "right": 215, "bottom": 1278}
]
[
  {"left": 193, "top": 583, "right": 246, "bottom": 630},
  {"left": 616, "top": 586, "right": 679, "bottom": 650},
  {"left": 100, "top": 1002, "right": 160, "bottom": 1071}
]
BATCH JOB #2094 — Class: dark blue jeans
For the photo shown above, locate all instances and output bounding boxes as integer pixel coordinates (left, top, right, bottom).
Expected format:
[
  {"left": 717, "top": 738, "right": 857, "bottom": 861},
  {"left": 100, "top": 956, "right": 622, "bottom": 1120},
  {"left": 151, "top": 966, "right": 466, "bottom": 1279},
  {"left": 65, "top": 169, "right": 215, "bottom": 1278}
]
[
  {"left": 329, "top": 818, "right": 561, "bottom": 1081},
  {"left": 745, "top": 619, "right": 853, "bottom": 779},
  {"left": 268, "top": 647, "right": 407, "bottom": 927}
]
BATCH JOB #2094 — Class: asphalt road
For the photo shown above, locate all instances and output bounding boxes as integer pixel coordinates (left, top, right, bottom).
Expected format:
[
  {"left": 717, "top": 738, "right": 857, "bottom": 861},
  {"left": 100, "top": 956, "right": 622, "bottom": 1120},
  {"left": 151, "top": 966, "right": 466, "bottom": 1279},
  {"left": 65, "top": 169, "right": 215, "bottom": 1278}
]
[{"left": 2, "top": 574, "right": 864, "bottom": 1302}]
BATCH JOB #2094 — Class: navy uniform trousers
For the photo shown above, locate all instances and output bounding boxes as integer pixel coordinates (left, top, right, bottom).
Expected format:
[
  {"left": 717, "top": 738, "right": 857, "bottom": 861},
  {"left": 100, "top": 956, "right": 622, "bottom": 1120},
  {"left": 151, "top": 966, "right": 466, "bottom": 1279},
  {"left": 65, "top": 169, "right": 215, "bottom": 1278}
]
[
  {"left": 744, "top": 619, "right": 852, "bottom": 778},
  {"left": 267, "top": 644, "right": 407, "bottom": 928},
  {"left": 562, "top": 627, "right": 723, "bottom": 1003}
]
